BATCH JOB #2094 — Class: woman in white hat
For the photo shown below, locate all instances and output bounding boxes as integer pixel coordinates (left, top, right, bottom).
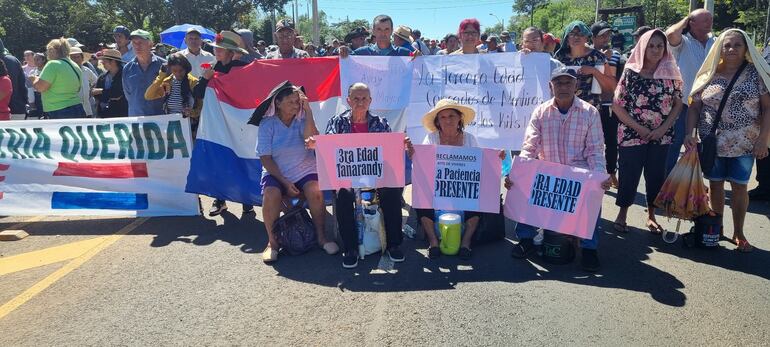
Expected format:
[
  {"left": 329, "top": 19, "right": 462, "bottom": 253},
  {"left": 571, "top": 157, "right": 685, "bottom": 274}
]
[{"left": 416, "top": 98, "right": 482, "bottom": 260}]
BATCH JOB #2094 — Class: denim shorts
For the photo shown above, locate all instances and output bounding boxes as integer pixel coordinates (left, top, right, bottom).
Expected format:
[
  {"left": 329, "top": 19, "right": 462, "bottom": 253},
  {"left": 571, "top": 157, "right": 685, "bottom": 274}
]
[
  {"left": 260, "top": 173, "right": 318, "bottom": 195},
  {"left": 704, "top": 155, "right": 754, "bottom": 185}
]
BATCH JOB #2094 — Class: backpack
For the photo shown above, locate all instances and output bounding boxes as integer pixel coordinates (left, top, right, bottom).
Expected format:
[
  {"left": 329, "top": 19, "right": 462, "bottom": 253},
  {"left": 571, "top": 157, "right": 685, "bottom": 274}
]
[
  {"left": 683, "top": 211, "right": 722, "bottom": 249},
  {"left": 274, "top": 202, "right": 317, "bottom": 255}
]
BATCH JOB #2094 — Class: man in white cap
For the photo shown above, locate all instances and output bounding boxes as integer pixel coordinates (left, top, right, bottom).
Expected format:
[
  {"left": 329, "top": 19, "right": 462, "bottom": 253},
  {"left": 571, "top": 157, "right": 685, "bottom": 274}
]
[
  {"left": 179, "top": 27, "right": 215, "bottom": 78},
  {"left": 508, "top": 67, "right": 611, "bottom": 272}
]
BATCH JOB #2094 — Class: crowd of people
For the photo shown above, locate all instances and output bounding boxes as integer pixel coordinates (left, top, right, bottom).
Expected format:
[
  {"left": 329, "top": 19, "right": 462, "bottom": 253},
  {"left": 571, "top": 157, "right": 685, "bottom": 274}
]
[{"left": 1, "top": 9, "right": 769, "bottom": 271}]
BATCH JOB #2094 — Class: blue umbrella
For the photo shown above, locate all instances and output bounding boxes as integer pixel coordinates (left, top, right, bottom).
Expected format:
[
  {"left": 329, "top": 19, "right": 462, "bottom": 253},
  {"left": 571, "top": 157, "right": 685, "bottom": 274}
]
[{"left": 160, "top": 24, "right": 216, "bottom": 49}]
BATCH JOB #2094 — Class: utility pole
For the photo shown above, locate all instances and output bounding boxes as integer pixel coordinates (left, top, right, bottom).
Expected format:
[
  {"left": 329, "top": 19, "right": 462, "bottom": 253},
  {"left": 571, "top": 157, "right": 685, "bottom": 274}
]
[
  {"left": 704, "top": 0, "right": 714, "bottom": 13},
  {"left": 595, "top": 0, "right": 601, "bottom": 23},
  {"left": 689, "top": 0, "right": 698, "bottom": 12},
  {"left": 765, "top": 0, "right": 770, "bottom": 46},
  {"left": 312, "top": 0, "right": 319, "bottom": 45}
]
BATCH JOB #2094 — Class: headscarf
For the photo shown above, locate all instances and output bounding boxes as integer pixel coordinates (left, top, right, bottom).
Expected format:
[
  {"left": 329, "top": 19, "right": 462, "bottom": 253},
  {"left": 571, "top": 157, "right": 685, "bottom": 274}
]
[
  {"left": 690, "top": 29, "right": 770, "bottom": 101},
  {"left": 623, "top": 29, "right": 682, "bottom": 82},
  {"left": 555, "top": 21, "right": 592, "bottom": 57}
]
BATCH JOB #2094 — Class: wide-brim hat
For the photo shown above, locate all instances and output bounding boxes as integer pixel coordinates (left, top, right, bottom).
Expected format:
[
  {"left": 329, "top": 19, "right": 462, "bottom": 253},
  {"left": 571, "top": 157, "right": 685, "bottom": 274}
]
[
  {"left": 393, "top": 25, "right": 414, "bottom": 43},
  {"left": 210, "top": 31, "right": 248, "bottom": 55},
  {"left": 248, "top": 81, "right": 306, "bottom": 126},
  {"left": 96, "top": 49, "right": 125, "bottom": 63},
  {"left": 68, "top": 46, "right": 92, "bottom": 62},
  {"left": 344, "top": 27, "right": 369, "bottom": 43},
  {"left": 421, "top": 98, "right": 475, "bottom": 133}
]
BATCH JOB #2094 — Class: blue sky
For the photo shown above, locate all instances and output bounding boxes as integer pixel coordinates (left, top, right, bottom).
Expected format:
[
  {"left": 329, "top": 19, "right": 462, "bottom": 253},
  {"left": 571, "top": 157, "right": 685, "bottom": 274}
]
[{"left": 286, "top": 0, "right": 516, "bottom": 40}]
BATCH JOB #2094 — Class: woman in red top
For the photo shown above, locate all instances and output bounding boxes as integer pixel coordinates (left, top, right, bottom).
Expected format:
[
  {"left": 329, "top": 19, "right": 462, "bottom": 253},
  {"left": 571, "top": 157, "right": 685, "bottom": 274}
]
[{"left": 0, "top": 60, "right": 12, "bottom": 120}]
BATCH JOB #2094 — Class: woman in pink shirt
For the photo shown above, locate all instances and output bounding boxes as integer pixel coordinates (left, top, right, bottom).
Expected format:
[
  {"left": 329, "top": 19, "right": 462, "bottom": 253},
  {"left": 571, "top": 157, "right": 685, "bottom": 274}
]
[{"left": 0, "top": 60, "right": 12, "bottom": 120}]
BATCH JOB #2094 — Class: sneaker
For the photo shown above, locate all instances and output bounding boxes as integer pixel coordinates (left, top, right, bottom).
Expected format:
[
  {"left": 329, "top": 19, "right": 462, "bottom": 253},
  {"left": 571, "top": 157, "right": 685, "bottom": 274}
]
[
  {"left": 242, "top": 204, "right": 255, "bottom": 214},
  {"left": 511, "top": 239, "right": 535, "bottom": 259},
  {"left": 387, "top": 247, "right": 405, "bottom": 262},
  {"left": 580, "top": 249, "right": 601, "bottom": 272},
  {"left": 209, "top": 199, "right": 227, "bottom": 216},
  {"left": 342, "top": 252, "right": 358, "bottom": 269}
]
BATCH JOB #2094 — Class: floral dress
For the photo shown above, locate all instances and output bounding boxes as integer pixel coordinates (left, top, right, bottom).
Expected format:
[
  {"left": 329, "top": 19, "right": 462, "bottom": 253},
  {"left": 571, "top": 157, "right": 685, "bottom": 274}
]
[
  {"left": 693, "top": 64, "right": 768, "bottom": 158},
  {"left": 613, "top": 70, "right": 683, "bottom": 147},
  {"left": 557, "top": 49, "right": 607, "bottom": 107}
]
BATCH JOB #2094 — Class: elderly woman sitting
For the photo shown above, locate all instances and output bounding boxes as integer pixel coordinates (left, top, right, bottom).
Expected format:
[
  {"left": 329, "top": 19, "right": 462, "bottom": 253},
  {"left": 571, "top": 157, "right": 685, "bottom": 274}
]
[
  {"left": 255, "top": 81, "right": 339, "bottom": 263},
  {"left": 415, "top": 98, "right": 504, "bottom": 260}
]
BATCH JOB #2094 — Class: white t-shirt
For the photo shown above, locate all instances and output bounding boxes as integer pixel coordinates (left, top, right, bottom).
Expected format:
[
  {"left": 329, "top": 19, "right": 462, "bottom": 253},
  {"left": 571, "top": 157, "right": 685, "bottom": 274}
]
[
  {"left": 180, "top": 49, "right": 216, "bottom": 78},
  {"left": 422, "top": 131, "right": 479, "bottom": 147}
]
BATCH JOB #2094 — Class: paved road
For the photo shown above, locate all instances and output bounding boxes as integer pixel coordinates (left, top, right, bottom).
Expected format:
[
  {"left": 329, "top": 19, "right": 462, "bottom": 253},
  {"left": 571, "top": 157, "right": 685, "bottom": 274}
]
[{"left": 1, "top": 179, "right": 769, "bottom": 345}]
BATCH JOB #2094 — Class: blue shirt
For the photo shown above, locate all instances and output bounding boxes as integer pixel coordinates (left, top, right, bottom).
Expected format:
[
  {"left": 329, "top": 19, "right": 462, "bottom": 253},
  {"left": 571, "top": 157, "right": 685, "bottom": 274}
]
[
  {"left": 122, "top": 54, "right": 166, "bottom": 116},
  {"left": 256, "top": 116, "right": 317, "bottom": 182},
  {"left": 121, "top": 44, "right": 136, "bottom": 63},
  {"left": 325, "top": 110, "right": 392, "bottom": 134},
  {"left": 352, "top": 44, "right": 411, "bottom": 57}
]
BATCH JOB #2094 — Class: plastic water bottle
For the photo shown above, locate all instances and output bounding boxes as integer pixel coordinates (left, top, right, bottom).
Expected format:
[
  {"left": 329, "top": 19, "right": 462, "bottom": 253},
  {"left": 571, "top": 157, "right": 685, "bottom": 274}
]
[
  {"left": 402, "top": 224, "right": 416, "bottom": 239},
  {"left": 534, "top": 228, "right": 544, "bottom": 256}
]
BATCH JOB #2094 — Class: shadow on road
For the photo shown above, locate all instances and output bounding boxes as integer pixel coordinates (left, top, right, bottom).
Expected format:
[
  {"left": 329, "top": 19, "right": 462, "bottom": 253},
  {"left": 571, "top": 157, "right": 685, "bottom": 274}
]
[{"left": 268, "top": 218, "right": 689, "bottom": 307}]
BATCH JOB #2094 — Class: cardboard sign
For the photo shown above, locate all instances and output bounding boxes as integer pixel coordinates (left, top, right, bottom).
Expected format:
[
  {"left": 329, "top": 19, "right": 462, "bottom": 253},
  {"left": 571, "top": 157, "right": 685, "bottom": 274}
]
[
  {"left": 411, "top": 144, "right": 501, "bottom": 213},
  {"left": 315, "top": 133, "right": 405, "bottom": 190}
]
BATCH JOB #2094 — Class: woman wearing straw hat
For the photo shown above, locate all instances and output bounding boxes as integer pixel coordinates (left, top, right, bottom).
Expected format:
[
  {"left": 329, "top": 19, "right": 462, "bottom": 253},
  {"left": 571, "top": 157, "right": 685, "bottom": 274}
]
[
  {"left": 684, "top": 29, "right": 770, "bottom": 253},
  {"left": 93, "top": 49, "right": 128, "bottom": 118},
  {"left": 415, "top": 98, "right": 488, "bottom": 259}
]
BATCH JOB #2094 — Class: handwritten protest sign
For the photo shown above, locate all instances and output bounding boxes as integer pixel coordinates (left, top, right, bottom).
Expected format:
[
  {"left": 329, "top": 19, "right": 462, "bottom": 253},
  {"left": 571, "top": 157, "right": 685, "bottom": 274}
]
[
  {"left": 504, "top": 156, "right": 608, "bottom": 239},
  {"left": 411, "top": 144, "right": 501, "bottom": 213},
  {"left": 408, "top": 53, "right": 550, "bottom": 150},
  {"left": 315, "top": 133, "right": 405, "bottom": 190},
  {"left": 340, "top": 56, "right": 413, "bottom": 110},
  {"left": 0, "top": 115, "right": 199, "bottom": 216}
]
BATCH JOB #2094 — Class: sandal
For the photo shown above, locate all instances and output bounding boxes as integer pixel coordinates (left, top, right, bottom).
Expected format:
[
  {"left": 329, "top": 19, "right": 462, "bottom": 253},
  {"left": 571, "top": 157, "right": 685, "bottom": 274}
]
[
  {"left": 647, "top": 221, "right": 664, "bottom": 235},
  {"left": 613, "top": 222, "right": 629, "bottom": 233},
  {"left": 735, "top": 238, "right": 754, "bottom": 253},
  {"left": 262, "top": 247, "right": 279, "bottom": 263}
]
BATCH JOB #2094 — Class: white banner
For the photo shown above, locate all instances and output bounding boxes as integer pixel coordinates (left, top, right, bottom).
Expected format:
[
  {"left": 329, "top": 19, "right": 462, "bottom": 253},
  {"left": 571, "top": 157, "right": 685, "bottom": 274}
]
[
  {"left": 340, "top": 53, "right": 551, "bottom": 149},
  {"left": 0, "top": 114, "right": 199, "bottom": 216}
]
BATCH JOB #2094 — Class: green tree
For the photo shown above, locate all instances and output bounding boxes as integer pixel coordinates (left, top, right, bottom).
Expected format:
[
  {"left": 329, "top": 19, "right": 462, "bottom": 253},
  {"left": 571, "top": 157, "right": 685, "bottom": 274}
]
[
  {"left": 94, "top": 0, "right": 173, "bottom": 36},
  {"left": 170, "top": 0, "right": 254, "bottom": 30}
]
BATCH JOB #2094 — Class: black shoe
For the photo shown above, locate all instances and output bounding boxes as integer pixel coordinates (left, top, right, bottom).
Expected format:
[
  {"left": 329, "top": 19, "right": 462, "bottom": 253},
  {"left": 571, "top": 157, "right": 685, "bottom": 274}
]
[
  {"left": 458, "top": 247, "right": 472, "bottom": 260},
  {"left": 342, "top": 252, "right": 358, "bottom": 269},
  {"left": 242, "top": 204, "right": 254, "bottom": 214},
  {"left": 580, "top": 249, "right": 601, "bottom": 272},
  {"left": 427, "top": 246, "right": 441, "bottom": 259},
  {"left": 748, "top": 187, "right": 770, "bottom": 201},
  {"left": 208, "top": 199, "right": 227, "bottom": 216},
  {"left": 511, "top": 239, "right": 535, "bottom": 259},
  {"left": 387, "top": 247, "right": 405, "bottom": 262}
]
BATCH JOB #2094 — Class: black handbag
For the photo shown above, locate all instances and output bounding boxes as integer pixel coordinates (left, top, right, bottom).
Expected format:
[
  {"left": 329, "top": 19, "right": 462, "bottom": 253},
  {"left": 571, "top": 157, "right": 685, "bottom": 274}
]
[
  {"left": 274, "top": 201, "right": 317, "bottom": 255},
  {"left": 698, "top": 62, "right": 747, "bottom": 174}
]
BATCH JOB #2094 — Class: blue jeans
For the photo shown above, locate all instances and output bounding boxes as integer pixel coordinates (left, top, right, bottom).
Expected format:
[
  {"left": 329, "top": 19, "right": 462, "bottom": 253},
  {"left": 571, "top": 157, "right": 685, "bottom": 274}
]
[
  {"left": 665, "top": 104, "right": 688, "bottom": 175},
  {"left": 47, "top": 104, "right": 86, "bottom": 119},
  {"left": 514, "top": 210, "right": 601, "bottom": 250}
]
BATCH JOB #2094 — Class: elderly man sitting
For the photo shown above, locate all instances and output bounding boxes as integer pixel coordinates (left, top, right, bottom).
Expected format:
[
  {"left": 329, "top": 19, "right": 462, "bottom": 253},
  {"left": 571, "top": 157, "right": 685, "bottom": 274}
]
[
  {"left": 308, "top": 83, "right": 413, "bottom": 269},
  {"left": 506, "top": 67, "right": 611, "bottom": 272}
]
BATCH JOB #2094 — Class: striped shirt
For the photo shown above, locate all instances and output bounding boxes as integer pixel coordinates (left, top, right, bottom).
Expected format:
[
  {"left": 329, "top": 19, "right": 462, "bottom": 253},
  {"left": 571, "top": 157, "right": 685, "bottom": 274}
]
[
  {"left": 166, "top": 79, "right": 184, "bottom": 114},
  {"left": 520, "top": 97, "right": 606, "bottom": 172}
]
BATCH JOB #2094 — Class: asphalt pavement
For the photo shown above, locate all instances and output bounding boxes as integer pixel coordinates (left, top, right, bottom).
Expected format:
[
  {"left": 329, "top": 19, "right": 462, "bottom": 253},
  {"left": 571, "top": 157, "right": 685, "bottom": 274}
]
[{"left": 1, "top": 177, "right": 769, "bottom": 345}]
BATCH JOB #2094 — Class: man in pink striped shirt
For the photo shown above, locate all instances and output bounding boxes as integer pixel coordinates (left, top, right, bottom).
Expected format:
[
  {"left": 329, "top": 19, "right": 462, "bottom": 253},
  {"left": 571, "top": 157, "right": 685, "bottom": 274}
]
[{"left": 508, "top": 67, "right": 611, "bottom": 272}]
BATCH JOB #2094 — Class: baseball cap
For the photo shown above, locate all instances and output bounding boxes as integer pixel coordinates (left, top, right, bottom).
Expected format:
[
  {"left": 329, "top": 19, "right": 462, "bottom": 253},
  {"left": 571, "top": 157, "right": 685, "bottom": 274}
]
[
  {"left": 67, "top": 38, "right": 84, "bottom": 48},
  {"left": 590, "top": 21, "right": 613, "bottom": 37},
  {"left": 186, "top": 27, "right": 202, "bottom": 35},
  {"left": 551, "top": 66, "right": 578, "bottom": 80},
  {"left": 276, "top": 19, "right": 295, "bottom": 32},
  {"left": 129, "top": 29, "right": 152, "bottom": 41},
  {"left": 487, "top": 35, "right": 499, "bottom": 43},
  {"left": 113, "top": 26, "right": 131, "bottom": 37}
]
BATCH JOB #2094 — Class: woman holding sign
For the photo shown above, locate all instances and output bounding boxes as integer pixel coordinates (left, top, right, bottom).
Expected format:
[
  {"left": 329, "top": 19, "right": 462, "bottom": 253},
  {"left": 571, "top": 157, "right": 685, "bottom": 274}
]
[
  {"left": 255, "top": 81, "right": 339, "bottom": 263},
  {"left": 611, "top": 29, "right": 684, "bottom": 234},
  {"left": 684, "top": 29, "right": 770, "bottom": 252},
  {"left": 416, "top": 99, "right": 505, "bottom": 260}
]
